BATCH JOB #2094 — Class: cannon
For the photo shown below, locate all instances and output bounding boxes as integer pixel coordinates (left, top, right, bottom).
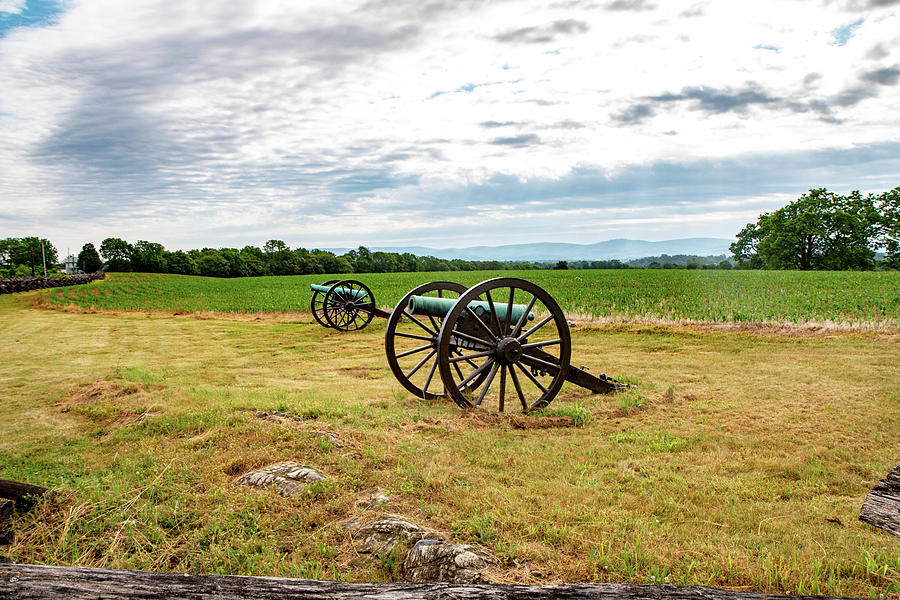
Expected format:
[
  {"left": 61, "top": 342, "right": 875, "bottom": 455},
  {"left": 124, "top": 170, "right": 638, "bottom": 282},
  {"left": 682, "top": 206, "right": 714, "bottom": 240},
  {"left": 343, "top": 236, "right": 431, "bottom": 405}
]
[
  {"left": 384, "top": 277, "right": 624, "bottom": 411},
  {"left": 309, "top": 279, "right": 391, "bottom": 331}
]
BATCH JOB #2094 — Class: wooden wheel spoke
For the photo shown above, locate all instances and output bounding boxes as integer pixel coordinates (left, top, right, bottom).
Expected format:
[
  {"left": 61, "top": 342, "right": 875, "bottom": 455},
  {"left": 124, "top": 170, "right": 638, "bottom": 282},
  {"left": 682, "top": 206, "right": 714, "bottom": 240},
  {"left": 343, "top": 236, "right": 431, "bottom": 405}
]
[
  {"left": 448, "top": 329, "right": 493, "bottom": 350},
  {"left": 521, "top": 339, "right": 561, "bottom": 350},
  {"left": 456, "top": 358, "right": 495, "bottom": 390},
  {"left": 451, "top": 349, "right": 481, "bottom": 370},
  {"left": 395, "top": 332, "right": 434, "bottom": 342},
  {"left": 485, "top": 290, "right": 502, "bottom": 337},
  {"left": 475, "top": 362, "right": 500, "bottom": 407},
  {"left": 405, "top": 349, "right": 436, "bottom": 379},
  {"left": 511, "top": 295, "right": 538, "bottom": 337},
  {"left": 448, "top": 349, "right": 494, "bottom": 363},
  {"left": 522, "top": 354, "right": 562, "bottom": 374},
  {"left": 498, "top": 365, "right": 507, "bottom": 412},
  {"left": 515, "top": 362, "right": 548, "bottom": 394},
  {"left": 452, "top": 358, "right": 466, "bottom": 381},
  {"left": 464, "top": 306, "right": 499, "bottom": 342},
  {"left": 423, "top": 356, "right": 439, "bottom": 394},
  {"left": 395, "top": 343, "right": 433, "bottom": 359},
  {"left": 503, "top": 287, "right": 515, "bottom": 334},
  {"left": 402, "top": 310, "right": 437, "bottom": 336},
  {"left": 517, "top": 314, "right": 554, "bottom": 343},
  {"left": 508, "top": 364, "right": 527, "bottom": 409}
]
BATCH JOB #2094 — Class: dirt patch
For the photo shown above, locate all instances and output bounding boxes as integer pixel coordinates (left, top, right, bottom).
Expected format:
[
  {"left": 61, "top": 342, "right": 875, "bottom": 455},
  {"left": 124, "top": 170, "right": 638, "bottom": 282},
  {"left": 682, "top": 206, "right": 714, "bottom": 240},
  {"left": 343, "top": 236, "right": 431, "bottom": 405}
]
[
  {"left": 54, "top": 380, "right": 160, "bottom": 429},
  {"left": 56, "top": 380, "right": 140, "bottom": 410},
  {"left": 506, "top": 414, "right": 575, "bottom": 429},
  {"left": 340, "top": 366, "right": 372, "bottom": 379}
]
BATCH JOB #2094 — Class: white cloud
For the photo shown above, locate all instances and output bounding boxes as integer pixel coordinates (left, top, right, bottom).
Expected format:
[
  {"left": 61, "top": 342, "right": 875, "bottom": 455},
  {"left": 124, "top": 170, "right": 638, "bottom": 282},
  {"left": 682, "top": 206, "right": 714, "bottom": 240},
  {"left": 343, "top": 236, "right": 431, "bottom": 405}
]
[
  {"left": 0, "top": 0, "right": 898, "bottom": 252},
  {"left": 0, "top": 0, "right": 26, "bottom": 14}
]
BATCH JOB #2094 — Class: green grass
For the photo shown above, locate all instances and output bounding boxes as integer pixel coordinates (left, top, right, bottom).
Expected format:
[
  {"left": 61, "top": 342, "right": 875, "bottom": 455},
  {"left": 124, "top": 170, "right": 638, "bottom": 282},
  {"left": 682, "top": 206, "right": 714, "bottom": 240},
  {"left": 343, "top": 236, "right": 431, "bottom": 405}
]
[
  {"left": 2, "top": 278, "right": 899, "bottom": 596},
  {"left": 37, "top": 269, "right": 900, "bottom": 327}
]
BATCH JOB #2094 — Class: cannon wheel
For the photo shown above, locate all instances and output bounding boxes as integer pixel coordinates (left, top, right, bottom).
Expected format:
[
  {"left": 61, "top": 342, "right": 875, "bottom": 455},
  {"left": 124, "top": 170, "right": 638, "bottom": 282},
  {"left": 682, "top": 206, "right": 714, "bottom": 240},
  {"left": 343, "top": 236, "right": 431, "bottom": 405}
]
[
  {"left": 385, "top": 281, "right": 469, "bottom": 400},
  {"left": 437, "top": 278, "right": 571, "bottom": 412},
  {"left": 310, "top": 279, "right": 340, "bottom": 328},
  {"left": 323, "top": 279, "right": 376, "bottom": 331}
]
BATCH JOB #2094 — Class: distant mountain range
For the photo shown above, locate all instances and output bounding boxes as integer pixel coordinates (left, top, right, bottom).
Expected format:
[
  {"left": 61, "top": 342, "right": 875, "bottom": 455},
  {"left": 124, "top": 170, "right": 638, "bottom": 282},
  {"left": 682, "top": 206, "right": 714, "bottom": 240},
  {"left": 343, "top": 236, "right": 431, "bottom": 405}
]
[{"left": 323, "top": 238, "right": 733, "bottom": 262}]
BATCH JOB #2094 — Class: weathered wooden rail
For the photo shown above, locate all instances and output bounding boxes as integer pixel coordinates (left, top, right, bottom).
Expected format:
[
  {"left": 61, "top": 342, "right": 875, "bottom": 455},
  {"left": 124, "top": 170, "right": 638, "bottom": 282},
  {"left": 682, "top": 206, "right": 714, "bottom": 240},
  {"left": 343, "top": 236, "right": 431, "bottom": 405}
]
[
  {"left": 0, "top": 564, "right": 871, "bottom": 600},
  {"left": 859, "top": 465, "right": 900, "bottom": 538}
]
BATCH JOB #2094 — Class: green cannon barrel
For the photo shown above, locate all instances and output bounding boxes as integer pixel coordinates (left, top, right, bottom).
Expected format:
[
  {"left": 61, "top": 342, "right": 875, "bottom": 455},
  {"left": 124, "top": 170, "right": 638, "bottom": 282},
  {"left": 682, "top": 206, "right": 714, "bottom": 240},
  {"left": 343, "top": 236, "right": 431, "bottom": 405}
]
[
  {"left": 310, "top": 284, "right": 367, "bottom": 298},
  {"left": 407, "top": 295, "right": 534, "bottom": 323}
]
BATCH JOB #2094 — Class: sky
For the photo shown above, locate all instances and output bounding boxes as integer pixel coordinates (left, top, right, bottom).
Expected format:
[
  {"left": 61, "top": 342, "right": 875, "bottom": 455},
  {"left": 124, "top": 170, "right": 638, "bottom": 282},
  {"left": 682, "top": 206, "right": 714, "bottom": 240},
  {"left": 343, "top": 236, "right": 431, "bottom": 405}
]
[{"left": 1, "top": 0, "right": 899, "bottom": 254}]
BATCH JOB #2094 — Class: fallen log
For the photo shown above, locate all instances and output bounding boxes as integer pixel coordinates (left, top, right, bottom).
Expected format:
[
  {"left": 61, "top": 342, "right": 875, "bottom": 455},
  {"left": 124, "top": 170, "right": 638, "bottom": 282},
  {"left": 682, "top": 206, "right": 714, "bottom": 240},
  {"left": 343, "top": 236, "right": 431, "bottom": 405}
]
[
  {"left": 0, "top": 564, "right": 870, "bottom": 600},
  {"left": 0, "top": 479, "right": 52, "bottom": 506},
  {"left": 859, "top": 465, "right": 900, "bottom": 538}
]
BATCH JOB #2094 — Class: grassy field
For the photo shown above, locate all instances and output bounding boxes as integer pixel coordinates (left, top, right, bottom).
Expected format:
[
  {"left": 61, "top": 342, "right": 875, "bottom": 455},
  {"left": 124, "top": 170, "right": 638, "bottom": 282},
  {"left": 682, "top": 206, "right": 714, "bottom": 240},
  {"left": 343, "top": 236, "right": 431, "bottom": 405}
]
[
  {"left": 37, "top": 270, "right": 900, "bottom": 328},
  {"left": 2, "top": 275, "right": 899, "bottom": 597}
]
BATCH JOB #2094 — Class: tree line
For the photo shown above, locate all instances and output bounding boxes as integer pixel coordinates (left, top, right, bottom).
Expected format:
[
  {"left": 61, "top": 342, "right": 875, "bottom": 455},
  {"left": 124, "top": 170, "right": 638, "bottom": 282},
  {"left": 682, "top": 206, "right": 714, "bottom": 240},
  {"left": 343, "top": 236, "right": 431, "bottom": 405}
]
[
  {"left": 3, "top": 186, "right": 897, "bottom": 277},
  {"left": 64, "top": 239, "right": 540, "bottom": 277},
  {"left": 731, "top": 187, "right": 899, "bottom": 270}
]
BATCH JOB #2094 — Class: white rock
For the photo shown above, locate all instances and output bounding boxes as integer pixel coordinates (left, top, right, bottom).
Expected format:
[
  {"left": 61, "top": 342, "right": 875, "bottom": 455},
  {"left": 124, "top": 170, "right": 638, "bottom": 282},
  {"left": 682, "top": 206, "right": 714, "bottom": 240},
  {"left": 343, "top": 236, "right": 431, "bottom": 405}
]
[{"left": 235, "top": 462, "right": 325, "bottom": 498}]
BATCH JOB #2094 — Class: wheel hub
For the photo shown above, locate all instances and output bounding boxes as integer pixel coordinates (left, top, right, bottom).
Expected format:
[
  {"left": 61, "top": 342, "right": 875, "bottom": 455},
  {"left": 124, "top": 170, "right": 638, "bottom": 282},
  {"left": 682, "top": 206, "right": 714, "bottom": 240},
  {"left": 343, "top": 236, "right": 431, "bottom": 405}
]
[{"left": 496, "top": 337, "right": 522, "bottom": 364}]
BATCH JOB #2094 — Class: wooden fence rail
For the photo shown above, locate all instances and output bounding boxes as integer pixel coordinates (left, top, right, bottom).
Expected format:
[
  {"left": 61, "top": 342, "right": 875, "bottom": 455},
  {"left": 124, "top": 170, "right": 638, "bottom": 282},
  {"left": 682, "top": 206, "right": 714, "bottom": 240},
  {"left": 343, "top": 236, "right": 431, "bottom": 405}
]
[
  {"left": 0, "top": 564, "right": 870, "bottom": 600},
  {"left": 859, "top": 465, "right": 900, "bottom": 538}
]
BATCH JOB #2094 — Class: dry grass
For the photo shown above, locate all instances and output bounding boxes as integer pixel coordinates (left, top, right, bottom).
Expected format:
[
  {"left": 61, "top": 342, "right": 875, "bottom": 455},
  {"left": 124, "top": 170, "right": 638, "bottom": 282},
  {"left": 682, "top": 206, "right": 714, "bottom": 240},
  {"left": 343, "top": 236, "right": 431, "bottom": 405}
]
[{"left": 0, "top": 292, "right": 898, "bottom": 597}]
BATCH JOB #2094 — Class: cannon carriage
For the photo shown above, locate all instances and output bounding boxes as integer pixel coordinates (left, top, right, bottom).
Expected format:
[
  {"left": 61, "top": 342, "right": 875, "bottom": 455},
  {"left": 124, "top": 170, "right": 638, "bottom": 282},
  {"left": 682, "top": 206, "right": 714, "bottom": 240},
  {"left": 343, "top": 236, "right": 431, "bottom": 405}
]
[
  {"left": 310, "top": 276, "right": 625, "bottom": 411},
  {"left": 309, "top": 279, "right": 390, "bottom": 331}
]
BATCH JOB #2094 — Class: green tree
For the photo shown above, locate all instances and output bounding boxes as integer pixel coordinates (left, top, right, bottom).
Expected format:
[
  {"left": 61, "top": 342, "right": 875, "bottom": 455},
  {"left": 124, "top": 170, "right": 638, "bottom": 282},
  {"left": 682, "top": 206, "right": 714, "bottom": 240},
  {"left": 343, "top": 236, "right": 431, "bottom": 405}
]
[
  {"left": 1, "top": 237, "right": 58, "bottom": 276},
  {"left": 311, "top": 250, "right": 352, "bottom": 275},
  {"left": 240, "top": 246, "right": 270, "bottom": 276},
  {"left": 732, "top": 188, "right": 886, "bottom": 270},
  {"left": 130, "top": 241, "right": 167, "bottom": 273},
  {"left": 0, "top": 238, "right": 16, "bottom": 275},
  {"left": 263, "top": 240, "right": 301, "bottom": 275},
  {"left": 196, "top": 250, "right": 230, "bottom": 277},
  {"left": 875, "top": 187, "right": 900, "bottom": 268},
  {"left": 76, "top": 243, "right": 103, "bottom": 272},
  {"left": 345, "top": 246, "right": 375, "bottom": 273},
  {"left": 165, "top": 250, "right": 196, "bottom": 275},
  {"left": 553, "top": 260, "right": 569, "bottom": 270},
  {"left": 99, "top": 238, "right": 134, "bottom": 271},
  {"left": 218, "top": 248, "right": 248, "bottom": 277}
]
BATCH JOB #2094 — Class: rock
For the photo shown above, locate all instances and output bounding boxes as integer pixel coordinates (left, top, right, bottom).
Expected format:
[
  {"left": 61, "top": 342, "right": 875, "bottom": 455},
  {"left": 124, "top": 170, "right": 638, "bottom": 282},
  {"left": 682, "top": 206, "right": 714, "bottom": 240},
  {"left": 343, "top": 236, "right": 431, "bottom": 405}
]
[
  {"left": 351, "top": 514, "right": 442, "bottom": 557},
  {"left": 234, "top": 462, "right": 324, "bottom": 498},
  {"left": 402, "top": 539, "right": 494, "bottom": 583},
  {"left": 357, "top": 492, "right": 389, "bottom": 510},
  {"left": 255, "top": 410, "right": 303, "bottom": 422}
]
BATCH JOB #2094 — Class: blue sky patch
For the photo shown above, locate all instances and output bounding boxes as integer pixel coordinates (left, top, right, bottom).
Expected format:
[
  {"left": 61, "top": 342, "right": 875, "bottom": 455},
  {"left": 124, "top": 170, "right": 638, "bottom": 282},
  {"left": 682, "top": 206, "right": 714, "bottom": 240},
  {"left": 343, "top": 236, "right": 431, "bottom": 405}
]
[
  {"left": 0, "top": 0, "right": 65, "bottom": 38},
  {"left": 753, "top": 44, "right": 780, "bottom": 53},
  {"left": 830, "top": 17, "right": 864, "bottom": 47}
]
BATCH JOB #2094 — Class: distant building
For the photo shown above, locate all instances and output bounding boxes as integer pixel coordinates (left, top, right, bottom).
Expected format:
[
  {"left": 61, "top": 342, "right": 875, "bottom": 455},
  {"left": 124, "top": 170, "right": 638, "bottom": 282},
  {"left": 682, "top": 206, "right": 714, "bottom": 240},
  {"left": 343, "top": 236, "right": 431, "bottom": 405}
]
[{"left": 64, "top": 255, "right": 80, "bottom": 275}]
